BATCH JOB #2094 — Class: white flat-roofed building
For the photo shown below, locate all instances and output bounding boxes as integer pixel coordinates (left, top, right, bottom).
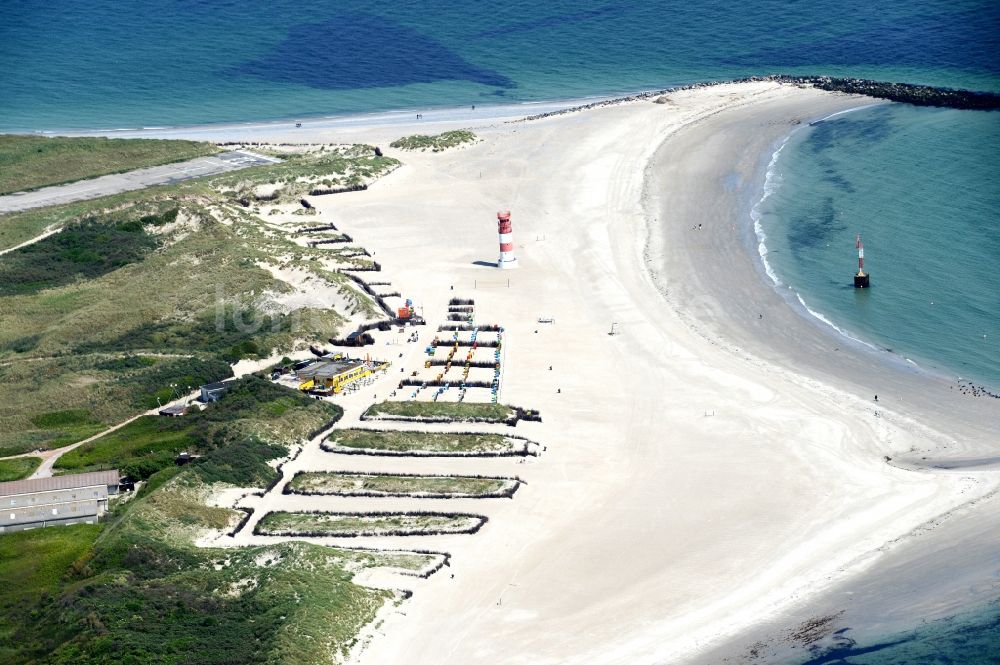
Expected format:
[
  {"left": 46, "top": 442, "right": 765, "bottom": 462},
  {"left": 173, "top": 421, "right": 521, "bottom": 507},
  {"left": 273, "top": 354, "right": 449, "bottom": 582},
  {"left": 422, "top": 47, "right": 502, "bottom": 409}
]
[{"left": 0, "top": 470, "right": 120, "bottom": 533}]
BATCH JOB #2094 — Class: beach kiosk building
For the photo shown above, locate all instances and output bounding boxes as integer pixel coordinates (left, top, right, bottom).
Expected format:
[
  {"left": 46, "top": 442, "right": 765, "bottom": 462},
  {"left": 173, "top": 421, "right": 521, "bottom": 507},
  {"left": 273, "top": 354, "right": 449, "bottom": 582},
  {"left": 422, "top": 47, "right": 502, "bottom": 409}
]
[{"left": 295, "top": 358, "right": 386, "bottom": 394}]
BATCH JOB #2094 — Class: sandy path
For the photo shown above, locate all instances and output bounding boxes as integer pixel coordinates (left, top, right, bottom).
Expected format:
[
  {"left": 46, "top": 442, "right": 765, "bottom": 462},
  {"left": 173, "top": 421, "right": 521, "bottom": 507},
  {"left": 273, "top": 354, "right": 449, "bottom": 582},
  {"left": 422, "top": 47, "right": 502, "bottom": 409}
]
[
  {"left": 0, "top": 224, "right": 63, "bottom": 256},
  {"left": 26, "top": 414, "right": 147, "bottom": 479},
  {"left": 8, "top": 352, "right": 301, "bottom": 479}
]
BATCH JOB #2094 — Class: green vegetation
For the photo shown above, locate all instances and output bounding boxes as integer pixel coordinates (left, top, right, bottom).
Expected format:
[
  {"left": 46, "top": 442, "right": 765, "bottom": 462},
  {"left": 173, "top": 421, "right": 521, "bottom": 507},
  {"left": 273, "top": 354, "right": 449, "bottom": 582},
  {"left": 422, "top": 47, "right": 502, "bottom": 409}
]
[
  {"left": 327, "top": 428, "right": 522, "bottom": 454},
  {"left": 55, "top": 416, "right": 197, "bottom": 479},
  {"left": 0, "top": 202, "right": 280, "bottom": 361},
  {"left": 0, "top": 180, "right": 192, "bottom": 253},
  {"left": 212, "top": 144, "right": 399, "bottom": 204},
  {"left": 0, "top": 185, "right": 350, "bottom": 451},
  {"left": 56, "top": 376, "right": 340, "bottom": 480},
  {"left": 3, "top": 409, "right": 108, "bottom": 457},
  {"left": 0, "top": 524, "right": 101, "bottom": 652},
  {"left": 0, "top": 141, "right": 419, "bottom": 663},
  {"left": 256, "top": 511, "right": 486, "bottom": 536},
  {"left": 287, "top": 471, "right": 515, "bottom": 497},
  {"left": 0, "top": 135, "right": 218, "bottom": 195},
  {"left": 0, "top": 211, "right": 174, "bottom": 296},
  {"left": 75, "top": 305, "right": 343, "bottom": 364},
  {"left": 389, "top": 130, "right": 477, "bottom": 152},
  {"left": 363, "top": 400, "right": 514, "bottom": 422},
  {"left": 0, "top": 357, "right": 232, "bottom": 457},
  {"left": 0, "top": 468, "right": 415, "bottom": 663},
  {"left": 1, "top": 376, "right": 421, "bottom": 663},
  {"left": 106, "top": 356, "right": 233, "bottom": 409},
  {"left": 0, "top": 456, "right": 42, "bottom": 481}
]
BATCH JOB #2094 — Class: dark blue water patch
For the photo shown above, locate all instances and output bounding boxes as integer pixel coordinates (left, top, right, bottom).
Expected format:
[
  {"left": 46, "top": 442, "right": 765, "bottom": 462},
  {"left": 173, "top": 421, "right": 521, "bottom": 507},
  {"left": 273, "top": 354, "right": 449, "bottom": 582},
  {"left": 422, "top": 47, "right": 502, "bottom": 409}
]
[
  {"left": 230, "top": 13, "right": 515, "bottom": 90},
  {"left": 787, "top": 197, "right": 847, "bottom": 251},
  {"left": 821, "top": 168, "right": 855, "bottom": 194},
  {"left": 806, "top": 110, "right": 896, "bottom": 155}
]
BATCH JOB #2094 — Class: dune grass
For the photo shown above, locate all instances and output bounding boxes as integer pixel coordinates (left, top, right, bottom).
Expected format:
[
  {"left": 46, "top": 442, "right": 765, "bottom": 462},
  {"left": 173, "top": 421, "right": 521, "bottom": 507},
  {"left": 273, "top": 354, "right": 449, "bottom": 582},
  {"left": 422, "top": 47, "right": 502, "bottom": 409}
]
[
  {"left": 256, "top": 511, "right": 485, "bottom": 537},
  {"left": 0, "top": 382, "right": 417, "bottom": 662},
  {"left": 1, "top": 467, "right": 408, "bottom": 664},
  {"left": 0, "top": 357, "right": 232, "bottom": 458},
  {"left": 55, "top": 376, "right": 340, "bottom": 481},
  {"left": 0, "top": 524, "right": 101, "bottom": 654},
  {"left": 389, "top": 130, "right": 477, "bottom": 152},
  {"left": 0, "top": 196, "right": 345, "bottom": 455},
  {"left": 326, "top": 428, "right": 519, "bottom": 455},
  {"left": 210, "top": 143, "right": 398, "bottom": 203},
  {"left": 0, "top": 456, "right": 42, "bottom": 482},
  {"left": 0, "top": 409, "right": 108, "bottom": 458},
  {"left": 0, "top": 141, "right": 422, "bottom": 664},
  {"left": 287, "top": 471, "right": 515, "bottom": 497},
  {"left": 0, "top": 135, "right": 218, "bottom": 195},
  {"left": 0, "top": 210, "right": 170, "bottom": 297},
  {"left": 363, "top": 400, "right": 514, "bottom": 422},
  {"left": 55, "top": 416, "right": 197, "bottom": 478}
]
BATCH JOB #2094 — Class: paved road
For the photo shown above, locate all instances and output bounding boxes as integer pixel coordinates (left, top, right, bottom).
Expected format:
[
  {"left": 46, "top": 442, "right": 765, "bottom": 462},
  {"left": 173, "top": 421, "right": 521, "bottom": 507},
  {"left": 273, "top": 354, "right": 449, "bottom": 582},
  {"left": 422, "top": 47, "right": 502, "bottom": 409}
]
[{"left": 0, "top": 150, "right": 280, "bottom": 214}]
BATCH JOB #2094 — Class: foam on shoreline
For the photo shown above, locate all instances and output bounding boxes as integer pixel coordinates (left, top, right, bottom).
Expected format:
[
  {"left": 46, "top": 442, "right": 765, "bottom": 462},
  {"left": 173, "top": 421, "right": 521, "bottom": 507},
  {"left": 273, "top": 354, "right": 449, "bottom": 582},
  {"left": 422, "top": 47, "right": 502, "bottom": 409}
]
[
  {"left": 638, "top": 84, "right": 1000, "bottom": 664},
  {"left": 749, "top": 103, "right": 923, "bottom": 361}
]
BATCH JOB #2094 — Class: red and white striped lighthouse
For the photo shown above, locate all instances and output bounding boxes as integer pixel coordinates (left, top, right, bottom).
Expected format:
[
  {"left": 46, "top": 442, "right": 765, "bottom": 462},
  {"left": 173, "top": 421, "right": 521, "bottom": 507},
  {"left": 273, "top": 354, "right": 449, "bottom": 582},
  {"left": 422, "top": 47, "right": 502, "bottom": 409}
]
[{"left": 497, "top": 211, "right": 518, "bottom": 269}]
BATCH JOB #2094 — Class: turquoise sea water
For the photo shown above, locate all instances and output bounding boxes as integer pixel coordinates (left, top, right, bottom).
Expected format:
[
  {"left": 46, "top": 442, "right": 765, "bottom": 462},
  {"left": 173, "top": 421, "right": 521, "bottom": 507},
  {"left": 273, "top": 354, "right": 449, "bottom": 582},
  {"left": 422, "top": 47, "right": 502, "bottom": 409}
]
[
  {"left": 1, "top": 0, "right": 998, "bottom": 132},
  {"left": 756, "top": 104, "right": 1000, "bottom": 387},
  {"left": 2, "top": 1, "right": 999, "bottom": 657}
]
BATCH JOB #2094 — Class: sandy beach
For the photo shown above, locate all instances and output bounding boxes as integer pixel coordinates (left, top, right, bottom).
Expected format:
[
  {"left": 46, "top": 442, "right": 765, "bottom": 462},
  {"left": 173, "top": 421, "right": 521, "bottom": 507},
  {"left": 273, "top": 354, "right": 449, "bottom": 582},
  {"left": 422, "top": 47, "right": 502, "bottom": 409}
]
[{"left": 84, "top": 81, "right": 999, "bottom": 662}]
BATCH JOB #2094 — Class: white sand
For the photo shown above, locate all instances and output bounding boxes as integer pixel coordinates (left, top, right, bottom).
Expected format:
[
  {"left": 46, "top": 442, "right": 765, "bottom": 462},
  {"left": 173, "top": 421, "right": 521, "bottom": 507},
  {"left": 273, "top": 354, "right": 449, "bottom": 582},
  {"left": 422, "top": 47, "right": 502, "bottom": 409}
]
[{"left": 125, "top": 82, "right": 1000, "bottom": 662}]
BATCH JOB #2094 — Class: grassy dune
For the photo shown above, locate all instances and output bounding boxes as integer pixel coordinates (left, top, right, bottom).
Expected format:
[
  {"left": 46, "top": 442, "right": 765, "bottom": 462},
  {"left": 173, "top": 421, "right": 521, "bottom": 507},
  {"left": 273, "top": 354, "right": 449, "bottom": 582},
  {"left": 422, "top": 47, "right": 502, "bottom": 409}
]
[
  {"left": 0, "top": 468, "right": 413, "bottom": 663},
  {"left": 0, "top": 135, "right": 219, "bottom": 195},
  {"left": 287, "top": 471, "right": 516, "bottom": 497},
  {"left": 55, "top": 376, "right": 340, "bottom": 480},
  {"left": 0, "top": 456, "right": 42, "bottom": 481},
  {"left": 327, "top": 428, "right": 521, "bottom": 455},
  {"left": 1, "top": 377, "right": 418, "bottom": 664},
  {"left": 0, "top": 524, "right": 101, "bottom": 654},
  {"left": 0, "top": 135, "right": 218, "bottom": 195},
  {"left": 389, "top": 130, "right": 477, "bottom": 152},
  {"left": 0, "top": 142, "right": 418, "bottom": 664},
  {"left": 0, "top": 357, "right": 232, "bottom": 457},
  {"left": 363, "top": 400, "right": 514, "bottom": 422},
  {"left": 0, "top": 193, "right": 349, "bottom": 454},
  {"left": 257, "top": 511, "right": 486, "bottom": 537}
]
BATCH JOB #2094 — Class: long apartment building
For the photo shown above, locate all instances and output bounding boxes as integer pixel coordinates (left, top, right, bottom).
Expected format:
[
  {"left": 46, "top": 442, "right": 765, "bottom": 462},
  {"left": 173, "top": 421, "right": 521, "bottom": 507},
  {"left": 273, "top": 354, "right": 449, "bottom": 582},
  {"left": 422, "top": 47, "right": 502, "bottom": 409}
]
[{"left": 0, "top": 470, "right": 120, "bottom": 533}]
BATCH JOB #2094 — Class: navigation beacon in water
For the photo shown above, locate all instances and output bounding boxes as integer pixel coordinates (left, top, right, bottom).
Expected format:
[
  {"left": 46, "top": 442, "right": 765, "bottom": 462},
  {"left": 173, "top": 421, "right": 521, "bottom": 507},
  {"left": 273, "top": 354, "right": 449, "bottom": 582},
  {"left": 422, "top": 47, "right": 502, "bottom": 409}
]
[{"left": 854, "top": 234, "right": 870, "bottom": 288}]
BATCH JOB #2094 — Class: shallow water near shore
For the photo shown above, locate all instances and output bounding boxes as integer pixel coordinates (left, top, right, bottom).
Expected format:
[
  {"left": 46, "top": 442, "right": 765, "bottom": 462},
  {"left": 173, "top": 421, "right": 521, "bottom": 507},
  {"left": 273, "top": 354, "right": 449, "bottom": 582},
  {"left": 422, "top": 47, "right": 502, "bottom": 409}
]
[
  {"left": 756, "top": 104, "right": 1000, "bottom": 388},
  {"left": 788, "top": 601, "right": 1000, "bottom": 665}
]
